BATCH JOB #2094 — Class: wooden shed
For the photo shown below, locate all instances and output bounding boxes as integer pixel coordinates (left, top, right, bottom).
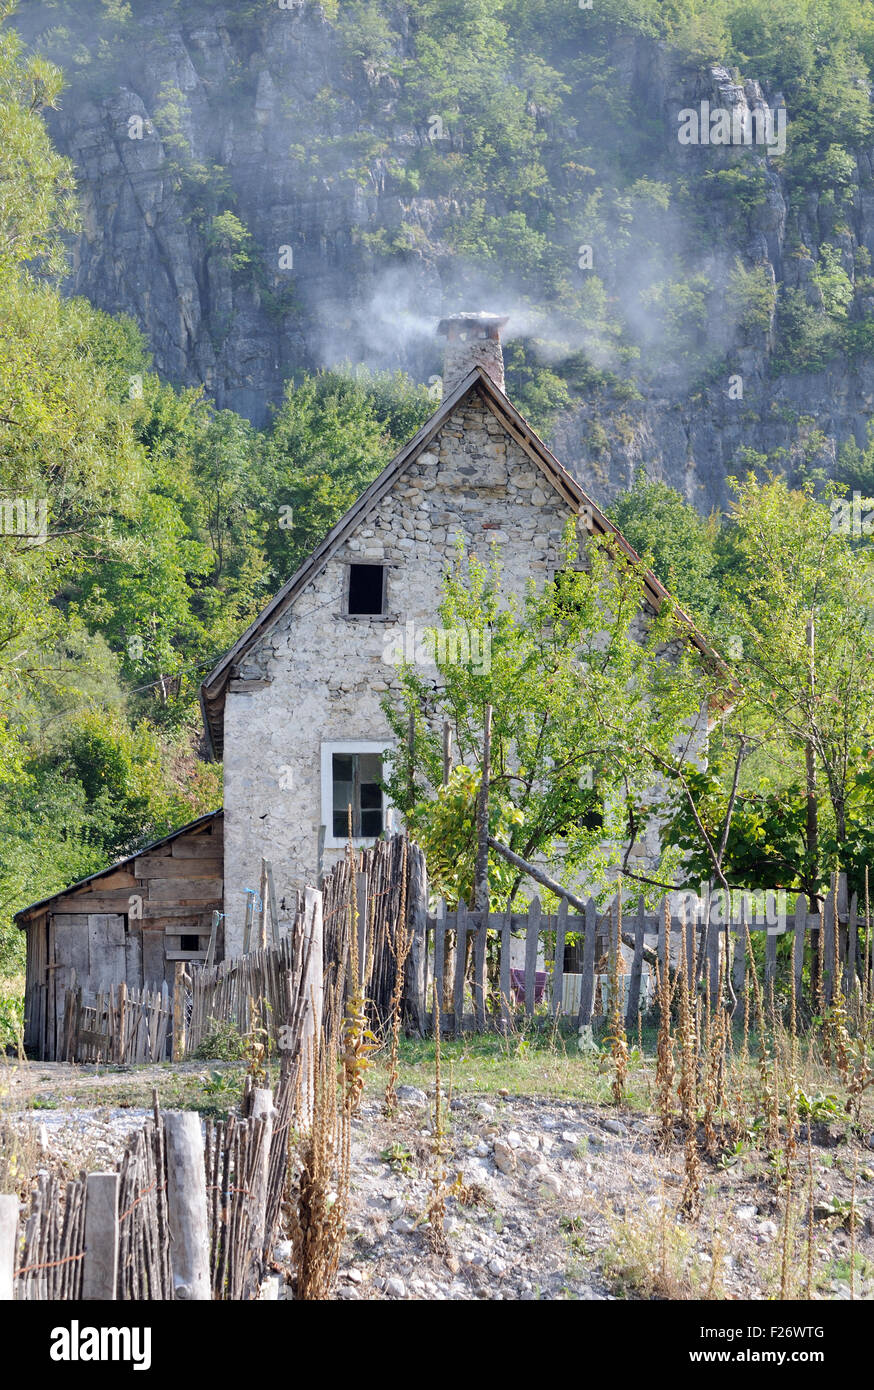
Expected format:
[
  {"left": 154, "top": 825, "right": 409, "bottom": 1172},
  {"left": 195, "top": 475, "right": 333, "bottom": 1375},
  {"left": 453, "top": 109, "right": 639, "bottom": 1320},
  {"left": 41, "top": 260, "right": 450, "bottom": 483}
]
[{"left": 15, "top": 810, "right": 224, "bottom": 1060}]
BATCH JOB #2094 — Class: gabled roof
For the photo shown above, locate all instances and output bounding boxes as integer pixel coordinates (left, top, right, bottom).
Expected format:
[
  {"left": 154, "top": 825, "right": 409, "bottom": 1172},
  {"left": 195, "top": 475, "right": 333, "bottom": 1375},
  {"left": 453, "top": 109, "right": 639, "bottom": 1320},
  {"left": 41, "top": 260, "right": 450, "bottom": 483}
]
[
  {"left": 14, "top": 810, "right": 223, "bottom": 925},
  {"left": 200, "top": 367, "right": 720, "bottom": 757}
]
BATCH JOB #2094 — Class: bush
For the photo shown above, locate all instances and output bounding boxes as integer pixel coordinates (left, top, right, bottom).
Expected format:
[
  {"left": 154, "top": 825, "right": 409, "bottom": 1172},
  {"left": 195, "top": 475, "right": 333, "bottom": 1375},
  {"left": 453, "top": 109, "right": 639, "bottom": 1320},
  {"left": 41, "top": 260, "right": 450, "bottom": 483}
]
[{"left": 192, "top": 1018, "right": 249, "bottom": 1061}]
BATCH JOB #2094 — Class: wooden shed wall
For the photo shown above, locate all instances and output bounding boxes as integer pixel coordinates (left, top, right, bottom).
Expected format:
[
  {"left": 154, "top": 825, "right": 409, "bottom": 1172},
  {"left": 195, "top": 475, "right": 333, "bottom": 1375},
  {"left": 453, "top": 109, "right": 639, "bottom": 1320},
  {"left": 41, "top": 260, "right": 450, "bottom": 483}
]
[{"left": 22, "top": 815, "right": 223, "bottom": 1059}]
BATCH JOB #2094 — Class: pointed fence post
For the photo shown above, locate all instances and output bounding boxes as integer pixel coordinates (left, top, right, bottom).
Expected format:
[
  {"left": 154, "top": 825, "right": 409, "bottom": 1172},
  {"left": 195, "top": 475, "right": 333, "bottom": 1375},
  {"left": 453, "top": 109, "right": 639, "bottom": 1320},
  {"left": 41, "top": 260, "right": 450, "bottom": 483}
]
[
  {"left": 404, "top": 843, "right": 428, "bottom": 1036},
  {"left": 553, "top": 898, "right": 568, "bottom": 1019},
  {"left": 524, "top": 895, "right": 541, "bottom": 1019},
  {"left": 765, "top": 911, "right": 778, "bottom": 1002},
  {"left": 300, "top": 887, "right": 324, "bottom": 1122},
  {"left": 577, "top": 898, "right": 597, "bottom": 1029},
  {"left": 454, "top": 901, "right": 468, "bottom": 1036},
  {"left": 355, "top": 871, "right": 369, "bottom": 990},
  {"left": 266, "top": 862, "right": 280, "bottom": 946},
  {"left": 657, "top": 897, "right": 668, "bottom": 983},
  {"left": 500, "top": 911, "right": 512, "bottom": 1031},
  {"left": 243, "top": 889, "right": 255, "bottom": 954},
  {"left": 625, "top": 896, "right": 646, "bottom": 1030},
  {"left": 845, "top": 892, "right": 859, "bottom": 996},
  {"left": 823, "top": 878, "right": 836, "bottom": 1006},
  {"left": 794, "top": 893, "right": 807, "bottom": 1009},
  {"left": 473, "top": 910, "right": 487, "bottom": 1033},
  {"left": 433, "top": 909, "right": 446, "bottom": 1024}
]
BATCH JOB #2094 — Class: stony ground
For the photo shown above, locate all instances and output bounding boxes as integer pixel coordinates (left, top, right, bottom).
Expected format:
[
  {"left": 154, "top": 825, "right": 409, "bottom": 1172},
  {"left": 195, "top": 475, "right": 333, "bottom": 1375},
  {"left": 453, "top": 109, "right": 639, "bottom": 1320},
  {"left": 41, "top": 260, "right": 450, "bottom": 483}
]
[
  {"left": 4, "top": 1056, "right": 874, "bottom": 1300},
  {"left": 324, "top": 1086, "right": 874, "bottom": 1301}
]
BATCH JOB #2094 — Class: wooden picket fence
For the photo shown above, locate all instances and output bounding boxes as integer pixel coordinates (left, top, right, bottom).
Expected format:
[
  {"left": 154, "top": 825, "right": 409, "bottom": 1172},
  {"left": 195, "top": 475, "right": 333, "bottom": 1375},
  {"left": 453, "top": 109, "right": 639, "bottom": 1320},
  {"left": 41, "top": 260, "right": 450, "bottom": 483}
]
[
  {"left": 418, "top": 874, "right": 874, "bottom": 1035},
  {"left": 320, "top": 833, "right": 429, "bottom": 1041},
  {"left": 5, "top": 1086, "right": 289, "bottom": 1302},
  {"left": 61, "top": 977, "right": 172, "bottom": 1063},
  {"left": 4, "top": 930, "right": 322, "bottom": 1304},
  {"left": 184, "top": 886, "right": 322, "bottom": 1060}
]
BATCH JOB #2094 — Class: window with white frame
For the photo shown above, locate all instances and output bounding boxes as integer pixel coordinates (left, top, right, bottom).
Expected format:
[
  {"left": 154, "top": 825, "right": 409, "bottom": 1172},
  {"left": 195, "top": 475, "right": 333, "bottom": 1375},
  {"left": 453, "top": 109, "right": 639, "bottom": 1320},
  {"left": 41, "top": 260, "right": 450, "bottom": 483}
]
[{"left": 321, "top": 741, "right": 389, "bottom": 847}]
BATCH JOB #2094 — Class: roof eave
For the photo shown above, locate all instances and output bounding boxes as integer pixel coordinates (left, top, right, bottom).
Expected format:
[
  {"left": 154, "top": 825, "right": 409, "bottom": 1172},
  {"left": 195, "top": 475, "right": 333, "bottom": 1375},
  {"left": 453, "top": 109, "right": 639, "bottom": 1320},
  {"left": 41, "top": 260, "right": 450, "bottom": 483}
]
[{"left": 14, "top": 809, "right": 224, "bottom": 926}]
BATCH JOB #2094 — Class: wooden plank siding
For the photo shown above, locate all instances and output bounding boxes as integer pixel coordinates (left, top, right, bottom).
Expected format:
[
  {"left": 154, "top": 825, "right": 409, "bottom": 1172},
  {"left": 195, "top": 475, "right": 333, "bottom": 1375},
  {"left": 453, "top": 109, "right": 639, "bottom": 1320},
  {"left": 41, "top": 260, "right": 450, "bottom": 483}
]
[{"left": 17, "top": 812, "right": 224, "bottom": 1058}]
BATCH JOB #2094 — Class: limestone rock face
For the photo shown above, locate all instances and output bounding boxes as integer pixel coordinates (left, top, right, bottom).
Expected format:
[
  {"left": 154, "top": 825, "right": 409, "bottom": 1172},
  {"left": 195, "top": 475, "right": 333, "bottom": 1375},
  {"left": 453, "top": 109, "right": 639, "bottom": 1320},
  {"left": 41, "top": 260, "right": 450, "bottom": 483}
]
[{"left": 18, "top": 6, "right": 874, "bottom": 506}]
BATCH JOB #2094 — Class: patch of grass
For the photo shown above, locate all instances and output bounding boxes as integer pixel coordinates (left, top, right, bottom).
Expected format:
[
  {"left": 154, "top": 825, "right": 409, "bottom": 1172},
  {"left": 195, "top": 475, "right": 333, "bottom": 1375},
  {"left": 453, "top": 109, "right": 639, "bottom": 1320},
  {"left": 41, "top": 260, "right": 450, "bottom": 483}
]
[
  {"left": 0, "top": 1115, "right": 39, "bottom": 1198},
  {"left": 379, "top": 1024, "right": 653, "bottom": 1106},
  {"left": 601, "top": 1198, "right": 728, "bottom": 1300}
]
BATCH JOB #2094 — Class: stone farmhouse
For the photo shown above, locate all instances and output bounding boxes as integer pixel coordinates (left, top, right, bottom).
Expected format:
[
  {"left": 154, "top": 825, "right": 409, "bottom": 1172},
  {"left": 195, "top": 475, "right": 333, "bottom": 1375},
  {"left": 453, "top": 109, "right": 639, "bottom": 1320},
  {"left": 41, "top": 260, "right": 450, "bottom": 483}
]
[
  {"left": 200, "top": 312, "right": 711, "bottom": 956},
  {"left": 17, "top": 312, "right": 712, "bottom": 1055}
]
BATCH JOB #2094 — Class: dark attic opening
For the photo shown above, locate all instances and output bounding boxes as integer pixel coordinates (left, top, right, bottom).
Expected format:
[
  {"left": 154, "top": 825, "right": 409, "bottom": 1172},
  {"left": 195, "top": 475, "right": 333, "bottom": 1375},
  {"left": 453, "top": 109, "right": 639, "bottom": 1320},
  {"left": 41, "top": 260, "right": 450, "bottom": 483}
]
[{"left": 348, "top": 563, "right": 385, "bottom": 615}]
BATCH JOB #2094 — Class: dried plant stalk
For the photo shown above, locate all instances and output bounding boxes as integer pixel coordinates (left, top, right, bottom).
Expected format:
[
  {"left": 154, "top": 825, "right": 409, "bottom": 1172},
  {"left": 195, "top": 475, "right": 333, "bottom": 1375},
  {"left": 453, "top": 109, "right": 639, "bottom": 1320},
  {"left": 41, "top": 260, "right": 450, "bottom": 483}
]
[
  {"left": 384, "top": 838, "right": 411, "bottom": 1115},
  {"left": 655, "top": 899, "right": 675, "bottom": 1147},
  {"left": 288, "top": 1008, "right": 351, "bottom": 1301},
  {"left": 608, "top": 887, "right": 629, "bottom": 1106}
]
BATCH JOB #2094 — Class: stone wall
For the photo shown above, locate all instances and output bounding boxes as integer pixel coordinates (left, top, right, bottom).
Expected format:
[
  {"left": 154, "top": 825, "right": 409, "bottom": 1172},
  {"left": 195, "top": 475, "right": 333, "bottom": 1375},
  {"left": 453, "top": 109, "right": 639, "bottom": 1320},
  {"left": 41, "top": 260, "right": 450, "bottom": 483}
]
[
  {"left": 221, "top": 391, "right": 574, "bottom": 953},
  {"left": 442, "top": 336, "right": 505, "bottom": 397}
]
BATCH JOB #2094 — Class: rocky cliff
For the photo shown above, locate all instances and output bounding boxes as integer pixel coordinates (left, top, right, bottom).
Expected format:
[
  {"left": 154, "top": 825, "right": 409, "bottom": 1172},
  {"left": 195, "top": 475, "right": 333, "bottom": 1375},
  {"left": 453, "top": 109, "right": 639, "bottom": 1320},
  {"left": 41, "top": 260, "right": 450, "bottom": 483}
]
[{"left": 17, "top": 0, "right": 874, "bottom": 512}]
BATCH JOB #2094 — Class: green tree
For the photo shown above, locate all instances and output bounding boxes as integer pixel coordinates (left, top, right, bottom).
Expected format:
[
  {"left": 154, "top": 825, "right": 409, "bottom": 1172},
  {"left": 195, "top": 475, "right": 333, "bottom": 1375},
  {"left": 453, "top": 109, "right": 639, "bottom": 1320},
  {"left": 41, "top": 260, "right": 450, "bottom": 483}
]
[
  {"left": 261, "top": 368, "right": 432, "bottom": 576},
  {"left": 382, "top": 526, "right": 713, "bottom": 905},
  {"left": 607, "top": 476, "right": 723, "bottom": 626},
  {"left": 665, "top": 474, "right": 874, "bottom": 903}
]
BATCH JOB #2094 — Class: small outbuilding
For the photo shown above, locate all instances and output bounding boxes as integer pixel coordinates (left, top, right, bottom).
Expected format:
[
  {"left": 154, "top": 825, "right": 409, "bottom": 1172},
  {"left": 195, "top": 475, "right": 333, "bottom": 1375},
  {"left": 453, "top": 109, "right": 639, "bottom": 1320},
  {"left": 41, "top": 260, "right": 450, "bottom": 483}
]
[{"left": 16, "top": 810, "right": 224, "bottom": 1060}]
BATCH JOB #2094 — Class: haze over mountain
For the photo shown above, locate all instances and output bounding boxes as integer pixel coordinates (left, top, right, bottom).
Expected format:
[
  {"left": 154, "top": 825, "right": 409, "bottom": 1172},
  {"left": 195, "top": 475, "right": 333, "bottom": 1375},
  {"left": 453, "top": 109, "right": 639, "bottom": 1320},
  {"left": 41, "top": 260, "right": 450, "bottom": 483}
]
[{"left": 17, "top": 0, "right": 874, "bottom": 511}]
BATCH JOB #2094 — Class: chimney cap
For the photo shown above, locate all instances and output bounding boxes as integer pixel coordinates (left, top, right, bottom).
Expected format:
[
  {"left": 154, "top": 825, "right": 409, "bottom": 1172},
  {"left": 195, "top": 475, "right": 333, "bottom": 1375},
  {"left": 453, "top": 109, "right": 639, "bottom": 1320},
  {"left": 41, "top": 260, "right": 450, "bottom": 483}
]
[{"left": 437, "top": 311, "right": 509, "bottom": 338}]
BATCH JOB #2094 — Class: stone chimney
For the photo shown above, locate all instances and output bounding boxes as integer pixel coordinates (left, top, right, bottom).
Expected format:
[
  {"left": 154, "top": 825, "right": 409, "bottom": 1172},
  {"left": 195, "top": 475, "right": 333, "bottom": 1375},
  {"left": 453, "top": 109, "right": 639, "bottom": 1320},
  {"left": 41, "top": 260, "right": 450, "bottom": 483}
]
[{"left": 437, "top": 311, "right": 508, "bottom": 398}]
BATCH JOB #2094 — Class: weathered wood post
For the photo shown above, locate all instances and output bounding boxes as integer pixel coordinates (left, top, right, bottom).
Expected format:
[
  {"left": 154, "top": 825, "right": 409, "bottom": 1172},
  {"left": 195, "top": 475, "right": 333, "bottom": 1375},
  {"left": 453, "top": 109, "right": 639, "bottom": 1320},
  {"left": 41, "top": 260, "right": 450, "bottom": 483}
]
[
  {"left": 259, "top": 858, "right": 270, "bottom": 951},
  {"left": 732, "top": 893, "right": 749, "bottom": 1020},
  {"left": 499, "top": 909, "right": 512, "bottom": 1030},
  {"left": 266, "top": 863, "right": 280, "bottom": 947},
  {"left": 453, "top": 901, "right": 468, "bottom": 1036},
  {"left": 524, "top": 895, "right": 541, "bottom": 1019},
  {"left": 172, "top": 960, "right": 187, "bottom": 1061},
  {"left": 846, "top": 891, "right": 859, "bottom": 996},
  {"left": 355, "top": 869, "right": 369, "bottom": 991},
  {"left": 82, "top": 1172, "right": 120, "bottom": 1299},
  {"left": 0, "top": 1194, "right": 17, "bottom": 1301},
  {"left": 473, "top": 704, "right": 491, "bottom": 1033},
  {"left": 625, "top": 896, "right": 646, "bottom": 1030},
  {"left": 404, "top": 842, "right": 428, "bottom": 1036},
  {"left": 248, "top": 1088, "right": 274, "bottom": 1290},
  {"left": 243, "top": 888, "right": 255, "bottom": 954},
  {"left": 764, "top": 895, "right": 778, "bottom": 1004},
  {"left": 440, "top": 717, "right": 455, "bottom": 1019},
  {"left": 553, "top": 898, "right": 568, "bottom": 1020},
  {"left": 165, "top": 1112, "right": 210, "bottom": 1301},
  {"left": 823, "top": 876, "right": 836, "bottom": 1006},
  {"left": 577, "top": 897, "right": 597, "bottom": 1030},
  {"left": 793, "top": 892, "right": 807, "bottom": 1008},
  {"left": 433, "top": 911, "right": 446, "bottom": 1025}
]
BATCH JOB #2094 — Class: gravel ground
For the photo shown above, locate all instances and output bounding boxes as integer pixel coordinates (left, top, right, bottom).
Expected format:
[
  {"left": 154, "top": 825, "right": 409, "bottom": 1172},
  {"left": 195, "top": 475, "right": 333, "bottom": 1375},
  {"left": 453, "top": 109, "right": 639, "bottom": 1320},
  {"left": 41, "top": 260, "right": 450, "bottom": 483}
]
[
  {"left": 5, "top": 1061, "right": 874, "bottom": 1300},
  {"left": 322, "top": 1087, "right": 874, "bottom": 1301}
]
